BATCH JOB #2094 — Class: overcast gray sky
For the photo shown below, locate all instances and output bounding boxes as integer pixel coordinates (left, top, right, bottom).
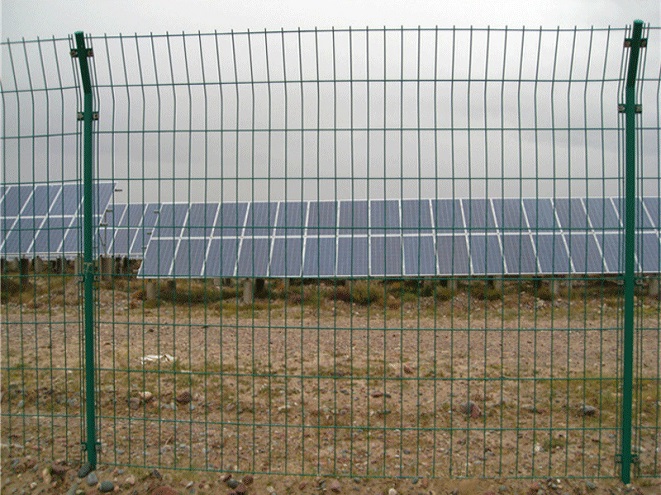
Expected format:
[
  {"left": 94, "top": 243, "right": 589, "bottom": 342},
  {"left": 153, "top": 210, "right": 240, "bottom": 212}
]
[
  {"left": 2, "top": 1, "right": 660, "bottom": 204},
  {"left": 1, "top": 1, "right": 660, "bottom": 40}
]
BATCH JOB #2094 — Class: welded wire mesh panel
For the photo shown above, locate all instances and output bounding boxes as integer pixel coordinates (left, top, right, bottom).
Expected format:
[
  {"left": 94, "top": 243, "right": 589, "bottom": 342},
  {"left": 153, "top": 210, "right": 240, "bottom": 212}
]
[{"left": 2, "top": 24, "right": 660, "bottom": 483}]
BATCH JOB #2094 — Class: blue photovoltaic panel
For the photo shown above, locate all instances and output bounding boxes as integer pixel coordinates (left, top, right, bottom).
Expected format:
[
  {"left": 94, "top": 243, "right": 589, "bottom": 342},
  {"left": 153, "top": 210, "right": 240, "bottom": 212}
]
[
  {"left": 371, "top": 236, "right": 402, "bottom": 276},
  {"left": 584, "top": 198, "right": 621, "bottom": 230},
  {"left": 244, "top": 202, "right": 277, "bottom": 237},
  {"left": 523, "top": 198, "right": 557, "bottom": 230},
  {"left": 403, "top": 236, "right": 436, "bottom": 275},
  {"left": 339, "top": 200, "right": 369, "bottom": 235},
  {"left": 214, "top": 202, "right": 248, "bottom": 237},
  {"left": 141, "top": 203, "right": 161, "bottom": 229},
  {"left": 270, "top": 237, "right": 303, "bottom": 276},
  {"left": 3, "top": 218, "right": 41, "bottom": 255},
  {"left": 204, "top": 238, "right": 240, "bottom": 277},
  {"left": 401, "top": 199, "right": 432, "bottom": 234},
  {"left": 118, "top": 204, "right": 146, "bottom": 227},
  {"left": 462, "top": 198, "right": 496, "bottom": 231},
  {"left": 94, "top": 183, "right": 116, "bottom": 215},
  {"left": 337, "top": 236, "right": 369, "bottom": 276},
  {"left": 307, "top": 201, "right": 337, "bottom": 236},
  {"left": 502, "top": 234, "right": 538, "bottom": 274},
  {"left": 637, "top": 233, "right": 661, "bottom": 273},
  {"left": 184, "top": 203, "right": 218, "bottom": 238},
  {"left": 172, "top": 238, "right": 206, "bottom": 277},
  {"left": 105, "top": 203, "right": 127, "bottom": 227},
  {"left": 61, "top": 218, "right": 80, "bottom": 254},
  {"left": 236, "top": 238, "right": 271, "bottom": 277},
  {"left": 302, "top": 237, "right": 336, "bottom": 277},
  {"left": 111, "top": 228, "right": 138, "bottom": 256},
  {"left": 131, "top": 229, "right": 152, "bottom": 257},
  {"left": 534, "top": 234, "right": 571, "bottom": 274},
  {"left": 613, "top": 198, "right": 654, "bottom": 229},
  {"left": 596, "top": 233, "right": 622, "bottom": 273},
  {"left": 433, "top": 199, "right": 463, "bottom": 233},
  {"left": 566, "top": 233, "right": 605, "bottom": 274},
  {"left": 155, "top": 204, "right": 189, "bottom": 238},
  {"left": 21, "top": 185, "right": 61, "bottom": 216},
  {"left": 2, "top": 185, "right": 34, "bottom": 216},
  {"left": 642, "top": 197, "right": 660, "bottom": 228},
  {"left": 492, "top": 198, "right": 526, "bottom": 231},
  {"left": 140, "top": 239, "right": 176, "bottom": 277},
  {"left": 469, "top": 234, "right": 504, "bottom": 275},
  {"left": 50, "top": 184, "right": 82, "bottom": 215},
  {"left": 31, "top": 216, "right": 71, "bottom": 255},
  {"left": 370, "top": 200, "right": 400, "bottom": 232},
  {"left": 554, "top": 198, "right": 589, "bottom": 231},
  {"left": 275, "top": 201, "right": 307, "bottom": 237},
  {"left": 436, "top": 235, "right": 470, "bottom": 276}
]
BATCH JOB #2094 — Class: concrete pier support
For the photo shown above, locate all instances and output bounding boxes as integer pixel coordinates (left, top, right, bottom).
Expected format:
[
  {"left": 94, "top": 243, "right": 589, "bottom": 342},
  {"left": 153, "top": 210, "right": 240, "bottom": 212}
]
[
  {"left": 648, "top": 276, "right": 661, "bottom": 298},
  {"left": 243, "top": 278, "right": 253, "bottom": 305},
  {"left": 145, "top": 279, "right": 158, "bottom": 301},
  {"left": 100, "top": 255, "right": 114, "bottom": 281},
  {"left": 33, "top": 257, "right": 46, "bottom": 274}
]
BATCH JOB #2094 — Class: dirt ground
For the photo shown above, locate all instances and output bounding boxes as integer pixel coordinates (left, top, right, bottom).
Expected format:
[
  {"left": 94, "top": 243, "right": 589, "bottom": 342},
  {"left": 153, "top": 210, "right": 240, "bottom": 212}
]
[{"left": 1, "top": 275, "right": 660, "bottom": 494}]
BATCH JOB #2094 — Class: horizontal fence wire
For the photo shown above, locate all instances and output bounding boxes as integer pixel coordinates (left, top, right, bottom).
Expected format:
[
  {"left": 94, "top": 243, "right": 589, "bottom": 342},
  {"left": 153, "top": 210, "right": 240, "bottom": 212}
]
[{"left": 1, "top": 25, "right": 660, "bottom": 480}]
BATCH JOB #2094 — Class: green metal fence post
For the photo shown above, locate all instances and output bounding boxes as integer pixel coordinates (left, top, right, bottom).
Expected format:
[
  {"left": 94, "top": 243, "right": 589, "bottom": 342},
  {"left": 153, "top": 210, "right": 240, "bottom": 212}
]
[
  {"left": 74, "top": 31, "right": 98, "bottom": 469},
  {"left": 620, "top": 19, "right": 644, "bottom": 485}
]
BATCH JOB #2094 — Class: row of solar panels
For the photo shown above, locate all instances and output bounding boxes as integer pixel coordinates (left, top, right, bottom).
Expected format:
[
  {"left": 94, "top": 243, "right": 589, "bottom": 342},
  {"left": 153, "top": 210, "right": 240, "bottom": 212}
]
[
  {"left": 138, "top": 231, "right": 661, "bottom": 278},
  {"left": 0, "top": 183, "right": 115, "bottom": 258}
]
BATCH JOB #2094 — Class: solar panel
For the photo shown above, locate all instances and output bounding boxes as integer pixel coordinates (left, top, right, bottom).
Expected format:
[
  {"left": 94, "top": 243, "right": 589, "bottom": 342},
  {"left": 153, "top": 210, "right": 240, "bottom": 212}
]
[
  {"left": 275, "top": 201, "right": 307, "bottom": 237},
  {"left": 270, "top": 237, "right": 303, "bottom": 277},
  {"left": 401, "top": 199, "right": 432, "bottom": 234},
  {"left": 433, "top": 199, "right": 464, "bottom": 233},
  {"left": 203, "top": 238, "right": 240, "bottom": 277},
  {"left": 2, "top": 185, "right": 34, "bottom": 216},
  {"left": 371, "top": 236, "right": 402, "bottom": 276},
  {"left": 502, "top": 234, "right": 538, "bottom": 274},
  {"left": 184, "top": 203, "right": 218, "bottom": 238},
  {"left": 172, "top": 238, "right": 206, "bottom": 277},
  {"left": 337, "top": 236, "right": 369, "bottom": 276},
  {"left": 2, "top": 218, "right": 41, "bottom": 255},
  {"left": 131, "top": 196, "right": 661, "bottom": 279},
  {"left": 403, "top": 236, "right": 436, "bottom": 275},
  {"left": 534, "top": 233, "right": 571, "bottom": 274},
  {"left": 140, "top": 239, "right": 177, "bottom": 277},
  {"left": 50, "top": 184, "right": 82, "bottom": 215},
  {"left": 436, "top": 234, "right": 470, "bottom": 276},
  {"left": 339, "top": 200, "right": 369, "bottom": 235},
  {"left": 32, "top": 216, "right": 72, "bottom": 255},
  {"left": 119, "top": 204, "right": 147, "bottom": 228},
  {"left": 642, "top": 197, "right": 661, "bottom": 228},
  {"left": 236, "top": 238, "right": 271, "bottom": 277},
  {"left": 370, "top": 200, "right": 400, "bottom": 232},
  {"left": 110, "top": 228, "right": 138, "bottom": 257},
  {"left": 492, "top": 198, "right": 526, "bottom": 231},
  {"left": 21, "top": 185, "right": 61, "bottom": 216},
  {"left": 469, "top": 234, "right": 504, "bottom": 275},
  {"left": 214, "top": 202, "right": 248, "bottom": 237},
  {"left": 302, "top": 237, "right": 336, "bottom": 277},
  {"left": 155, "top": 203, "right": 189, "bottom": 238}
]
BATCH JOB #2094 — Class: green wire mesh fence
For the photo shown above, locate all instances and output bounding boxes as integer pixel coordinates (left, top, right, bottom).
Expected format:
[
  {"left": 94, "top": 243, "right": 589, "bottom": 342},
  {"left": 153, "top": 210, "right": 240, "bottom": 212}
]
[{"left": 1, "top": 23, "right": 660, "bottom": 482}]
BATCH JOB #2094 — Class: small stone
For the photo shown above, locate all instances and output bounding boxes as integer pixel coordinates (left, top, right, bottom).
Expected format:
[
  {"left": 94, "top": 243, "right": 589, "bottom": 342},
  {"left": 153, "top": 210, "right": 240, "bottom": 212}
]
[
  {"left": 86, "top": 471, "right": 99, "bottom": 486},
  {"left": 581, "top": 405, "right": 598, "bottom": 417},
  {"left": 527, "top": 483, "right": 541, "bottom": 495},
  {"left": 185, "top": 480, "right": 194, "bottom": 488},
  {"left": 242, "top": 474, "right": 254, "bottom": 486},
  {"left": 388, "top": 489, "right": 398, "bottom": 495},
  {"left": 221, "top": 473, "right": 232, "bottom": 483},
  {"left": 499, "top": 485, "right": 508, "bottom": 492},
  {"left": 459, "top": 401, "right": 482, "bottom": 418},
  {"left": 124, "top": 475, "right": 136, "bottom": 487},
  {"left": 411, "top": 477, "right": 419, "bottom": 485},
  {"left": 128, "top": 397, "right": 141, "bottom": 410},
  {"left": 51, "top": 463, "right": 68, "bottom": 477},
  {"left": 266, "top": 486, "right": 276, "bottom": 494},
  {"left": 299, "top": 481, "right": 307, "bottom": 490},
  {"left": 329, "top": 479, "right": 342, "bottom": 493},
  {"left": 77, "top": 462, "right": 93, "bottom": 479},
  {"left": 235, "top": 483, "right": 247, "bottom": 494},
  {"left": 98, "top": 481, "right": 114, "bottom": 492},
  {"left": 176, "top": 391, "right": 192, "bottom": 404},
  {"left": 150, "top": 469, "right": 163, "bottom": 479},
  {"left": 139, "top": 391, "right": 153, "bottom": 402},
  {"left": 66, "top": 482, "right": 78, "bottom": 495},
  {"left": 227, "top": 478, "right": 240, "bottom": 489},
  {"left": 30, "top": 482, "right": 37, "bottom": 489},
  {"left": 585, "top": 481, "right": 597, "bottom": 491},
  {"left": 42, "top": 467, "right": 52, "bottom": 484}
]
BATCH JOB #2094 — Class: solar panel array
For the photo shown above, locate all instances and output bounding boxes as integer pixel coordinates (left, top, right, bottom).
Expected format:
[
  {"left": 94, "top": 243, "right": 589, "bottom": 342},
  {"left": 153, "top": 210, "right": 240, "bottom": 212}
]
[
  {"left": 0, "top": 183, "right": 115, "bottom": 259},
  {"left": 130, "top": 197, "right": 661, "bottom": 278}
]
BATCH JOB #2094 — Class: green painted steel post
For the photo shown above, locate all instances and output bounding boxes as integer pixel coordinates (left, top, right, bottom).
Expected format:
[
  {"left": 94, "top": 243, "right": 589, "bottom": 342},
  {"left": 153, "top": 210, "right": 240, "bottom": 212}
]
[
  {"left": 621, "top": 19, "right": 644, "bottom": 485},
  {"left": 74, "top": 31, "right": 97, "bottom": 469}
]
